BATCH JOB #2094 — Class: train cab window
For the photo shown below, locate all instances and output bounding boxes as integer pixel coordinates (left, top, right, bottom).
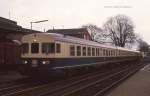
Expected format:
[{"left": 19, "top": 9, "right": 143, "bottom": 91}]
[
  {"left": 56, "top": 43, "right": 61, "bottom": 53},
  {"left": 70, "top": 45, "right": 75, "bottom": 56},
  {"left": 31, "top": 43, "right": 39, "bottom": 53},
  {"left": 42, "top": 43, "right": 49, "bottom": 53},
  {"left": 42, "top": 43, "right": 55, "bottom": 54},
  {"left": 77, "top": 46, "right": 81, "bottom": 56},
  {"left": 50, "top": 43, "right": 55, "bottom": 53},
  {"left": 88, "top": 47, "right": 91, "bottom": 56},
  {"left": 21, "top": 43, "right": 29, "bottom": 54},
  {"left": 82, "top": 47, "right": 86, "bottom": 56},
  {"left": 92, "top": 48, "right": 95, "bottom": 56}
]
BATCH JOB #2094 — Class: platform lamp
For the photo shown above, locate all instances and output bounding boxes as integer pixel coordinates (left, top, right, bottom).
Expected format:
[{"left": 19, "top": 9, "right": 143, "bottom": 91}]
[{"left": 30, "top": 20, "right": 48, "bottom": 31}]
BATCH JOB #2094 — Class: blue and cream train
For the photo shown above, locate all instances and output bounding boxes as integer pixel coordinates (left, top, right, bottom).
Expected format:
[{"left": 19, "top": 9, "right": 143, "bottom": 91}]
[{"left": 19, "top": 33, "right": 141, "bottom": 75}]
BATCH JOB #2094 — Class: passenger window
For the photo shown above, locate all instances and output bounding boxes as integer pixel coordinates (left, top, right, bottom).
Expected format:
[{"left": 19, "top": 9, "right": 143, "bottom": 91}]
[
  {"left": 109, "top": 50, "right": 111, "bottom": 56},
  {"left": 106, "top": 50, "right": 108, "bottom": 56},
  {"left": 82, "top": 47, "right": 86, "bottom": 56},
  {"left": 117, "top": 50, "right": 119, "bottom": 56},
  {"left": 21, "top": 43, "right": 29, "bottom": 54},
  {"left": 31, "top": 43, "right": 39, "bottom": 53},
  {"left": 112, "top": 50, "right": 114, "bottom": 56},
  {"left": 70, "top": 45, "right": 75, "bottom": 56},
  {"left": 103, "top": 49, "right": 105, "bottom": 56},
  {"left": 119, "top": 51, "right": 121, "bottom": 56},
  {"left": 99, "top": 48, "right": 102, "bottom": 56},
  {"left": 98, "top": 48, "right": 100, "bottom": 56},
  {"left": 96, "top": 48, "right": 99, "bottom": 56},
  {"left": 92, "top": 48, "right": 95, "bottom": 56},
  {"left": 115, "top": 50, "right": 116, "bottom": 56},
  {"left": 108, "top": 50, "right": 109, "bottom": 56},
  {"left": 56, "top": 43, "right": 61, "bottom": 53},
  {"left": 88, "top": 47, "right": 91, "bottom": 56},
  {"left": 77, "top": 46, "right": 81, "bottom": 56}
]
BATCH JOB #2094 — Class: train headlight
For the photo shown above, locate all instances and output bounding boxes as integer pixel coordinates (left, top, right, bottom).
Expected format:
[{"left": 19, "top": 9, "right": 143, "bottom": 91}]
[
  {"left": 25, "top": 61, "right": 28, "bottom": 64},
  {"left": 42, "top": 61, "right": 46, "bottom": 64},
  {"left": 33, "top": 39, "right": 37, "bottom": 42},
  {"left": 23, "top": 60, "right": 28, "bottom": 64},
  {"left": 42, "top": 61, "right": 50, "bottom": 64}
]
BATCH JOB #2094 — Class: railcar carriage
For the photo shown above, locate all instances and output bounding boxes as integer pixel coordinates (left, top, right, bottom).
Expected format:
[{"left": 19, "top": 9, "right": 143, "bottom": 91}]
[{"left": 19, "top": 33, "right": 141, "bottom": 76}]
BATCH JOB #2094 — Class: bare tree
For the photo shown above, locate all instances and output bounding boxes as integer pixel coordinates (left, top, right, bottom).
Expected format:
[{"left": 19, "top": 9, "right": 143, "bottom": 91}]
[
  {"left": 138, "top": 39, "right": 149, "bottom": 52},
  {"left": 103, "top": 14, "right": 136, "bottom": 47}
]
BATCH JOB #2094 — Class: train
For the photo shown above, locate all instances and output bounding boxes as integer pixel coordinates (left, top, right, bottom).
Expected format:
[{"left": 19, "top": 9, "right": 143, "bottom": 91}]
[{"left": 19, "top": 33, "right": 142, "bottom": 76}]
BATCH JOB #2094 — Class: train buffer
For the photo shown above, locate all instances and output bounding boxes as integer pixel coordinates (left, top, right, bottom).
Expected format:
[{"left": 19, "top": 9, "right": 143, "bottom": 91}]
[{"left": 105, "top": 64, "right": 150, "bottom": 96}]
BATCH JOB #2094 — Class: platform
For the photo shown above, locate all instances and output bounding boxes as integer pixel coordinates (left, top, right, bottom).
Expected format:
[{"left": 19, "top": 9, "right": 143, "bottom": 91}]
[
  {"left": 105, "top": 64, "right": 150, "bottom": 96},
  {"left": 0, "top": 71, "right": 26, "bottom": 83}
]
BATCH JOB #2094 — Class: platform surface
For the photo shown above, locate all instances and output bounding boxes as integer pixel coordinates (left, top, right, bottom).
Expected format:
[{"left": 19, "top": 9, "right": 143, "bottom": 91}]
[
  {"left": 0, "top": 71, "right": 26, "bottom": 83},
  {"left": 106, "top": 64, "right": 150, "bottom": 96}
]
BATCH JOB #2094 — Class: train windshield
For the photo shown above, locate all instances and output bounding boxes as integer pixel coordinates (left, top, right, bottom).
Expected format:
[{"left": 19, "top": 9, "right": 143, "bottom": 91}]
[
  {"left": 31, "top": 43, "right": 39, "bottom": 53},
  {"left": 42, "top": 43, "right": 55, "bottom": 54},
  {"left": 21, "top": 43, "right": 29, "bottom": 54}
]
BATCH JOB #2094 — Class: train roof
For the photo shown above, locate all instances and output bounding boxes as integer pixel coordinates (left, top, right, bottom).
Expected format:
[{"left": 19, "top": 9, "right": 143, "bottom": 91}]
[{"left": 22, "top": 33, "right": 140, "bottom": 53}]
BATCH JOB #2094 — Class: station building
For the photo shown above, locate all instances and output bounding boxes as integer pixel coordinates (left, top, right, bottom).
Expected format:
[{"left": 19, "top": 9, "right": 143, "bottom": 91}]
[{"left": 47, "top": 28, "right": 92, "bottom": 40}]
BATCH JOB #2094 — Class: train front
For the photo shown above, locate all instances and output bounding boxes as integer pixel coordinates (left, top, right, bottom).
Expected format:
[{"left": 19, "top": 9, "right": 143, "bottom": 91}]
[{"left": 19, "top": 33, "right": 56, "bottom": 76}]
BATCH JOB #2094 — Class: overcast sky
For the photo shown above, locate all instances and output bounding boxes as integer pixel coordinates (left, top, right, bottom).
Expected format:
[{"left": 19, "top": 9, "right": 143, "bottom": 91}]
[{"left": 0, "top": 0, "right": 150, "bottom": 44}]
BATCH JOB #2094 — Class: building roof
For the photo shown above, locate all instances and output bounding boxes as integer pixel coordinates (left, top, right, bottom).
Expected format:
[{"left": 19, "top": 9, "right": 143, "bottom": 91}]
[
  {"left": 0, "top": 17, "right": 21, "bottom": 30},
  {"left": 47, "top": 28, "right": 88, "bottom": 35},
  {"left": 0, "top": 17, "right": 17, "bottom": 25},
  {"left": 0, "top": 17, "right": 42, "bottom": 34}
]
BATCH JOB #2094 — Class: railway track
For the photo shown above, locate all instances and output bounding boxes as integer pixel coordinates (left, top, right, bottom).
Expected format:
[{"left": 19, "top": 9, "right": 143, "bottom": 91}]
[
  {"left": 0, "top": 77, "right": 57, "bottom": 96},
  {"left": 0, "top": 67, "right": 104, "bottom": 95},
  {"left": 38, "top": 63, "right": 142, "bottom": 96},
  {"left": 61, "top": 65, "right": 141, "bottom": 96},
  {"left": 0, "top": 63, "right": 144, "bottom": 96},
  {"left": 0, "top": 68, "right": 114, "bottom": 96}
]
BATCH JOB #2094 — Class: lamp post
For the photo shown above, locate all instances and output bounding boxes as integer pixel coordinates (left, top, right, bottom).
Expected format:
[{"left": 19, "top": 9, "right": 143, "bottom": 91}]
[{"left": 30, "top": 20, "right": 48, "bottom": 31}]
